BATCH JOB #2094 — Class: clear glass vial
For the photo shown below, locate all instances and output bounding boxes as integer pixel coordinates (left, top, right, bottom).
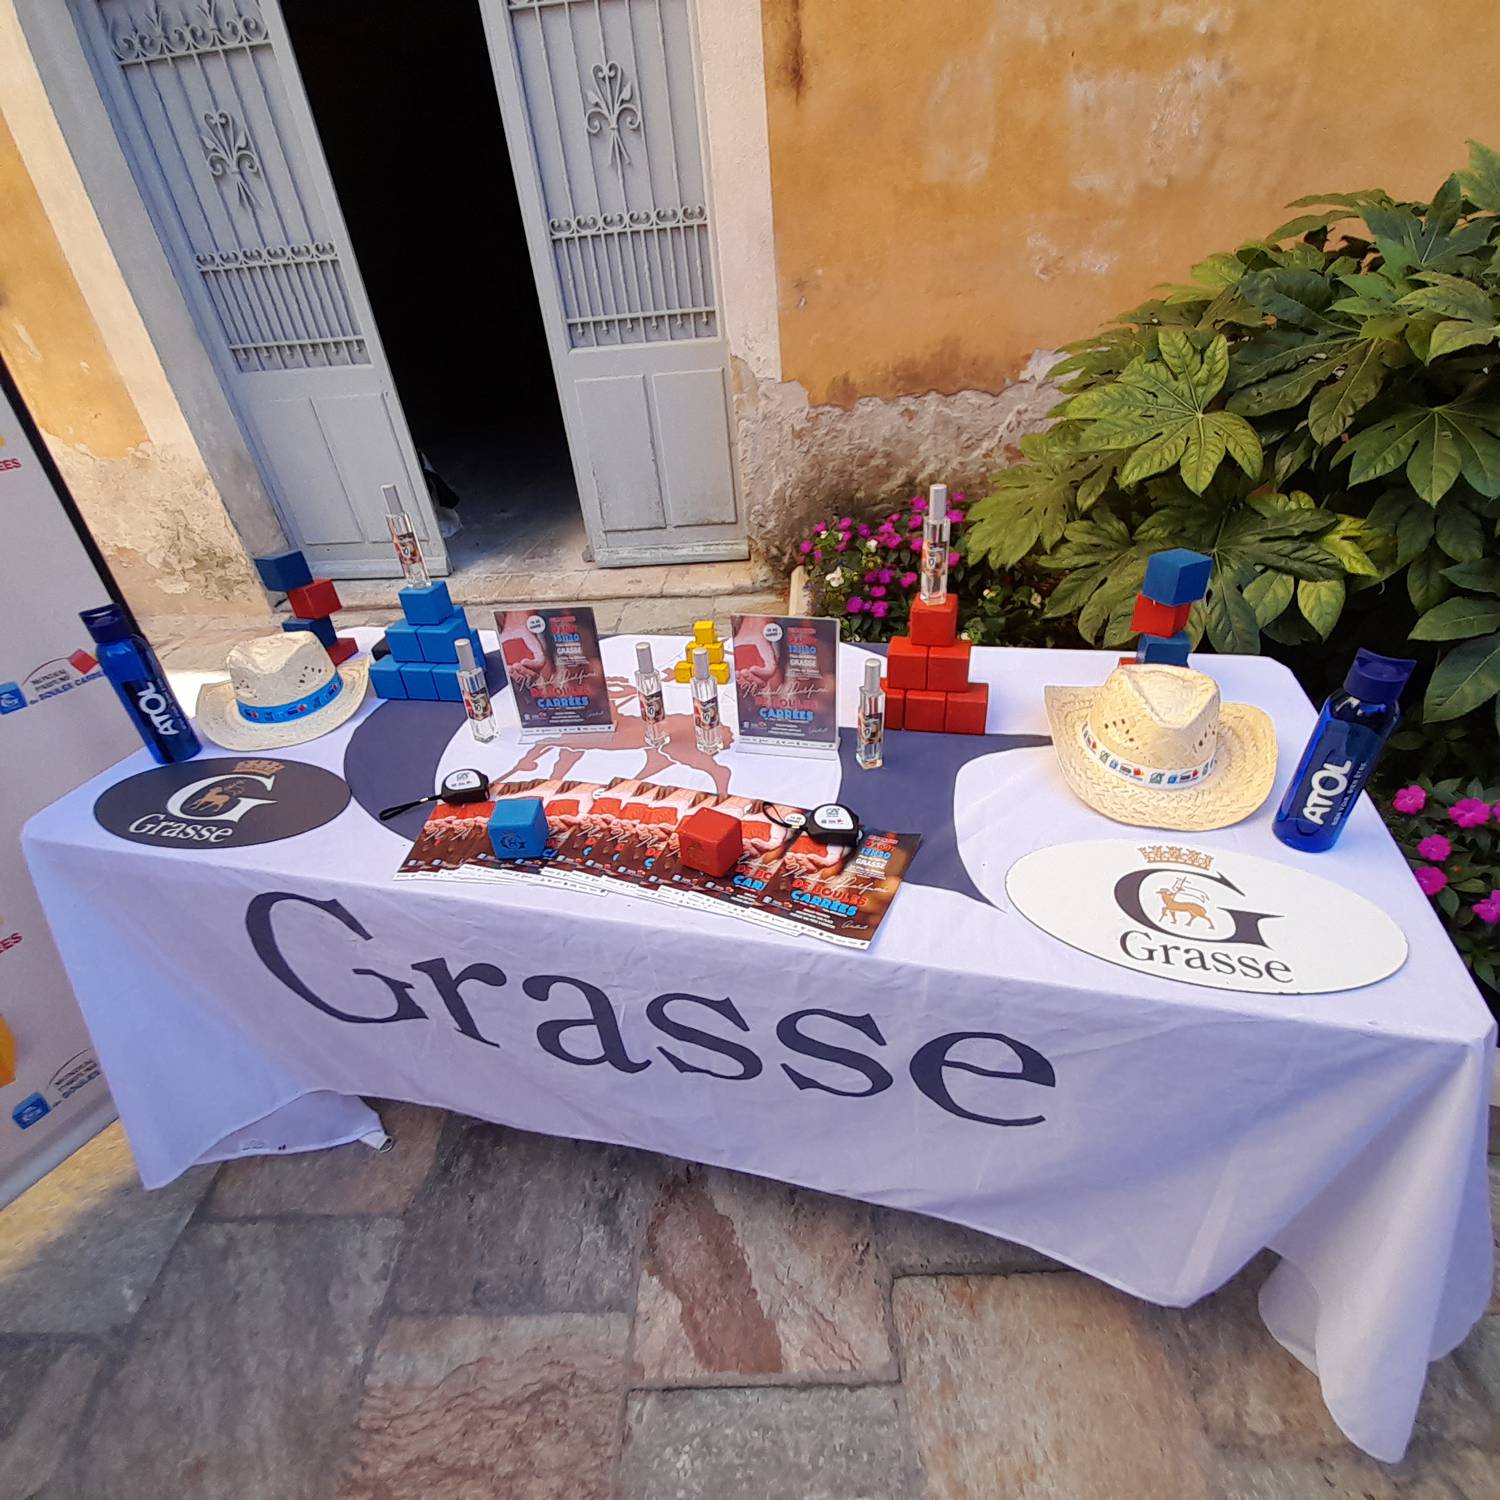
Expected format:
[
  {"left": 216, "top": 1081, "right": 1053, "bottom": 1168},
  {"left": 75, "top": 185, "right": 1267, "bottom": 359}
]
[
  {"left": 454, "top": 637, "right": 497, "bottom": 743},
  {"left": 635, "top": 641, "right": 669, "bottom": 750},
  {"left": 920, "top": 482, "right": 951, "bottom": 604},
  {"left": 382, "top": 483, "right": 431, "bottom": 589},
  {"left": 691, "top": 646, "right": 724, "bottom": 754},
  {"left": 856, "top": 657, "right": 885, "bottom": 770}
]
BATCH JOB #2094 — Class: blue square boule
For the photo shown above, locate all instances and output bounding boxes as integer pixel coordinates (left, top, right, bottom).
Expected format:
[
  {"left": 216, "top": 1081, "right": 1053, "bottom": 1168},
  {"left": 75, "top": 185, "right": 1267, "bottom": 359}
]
[
  {"left": 487, "top": 797, "right": 548, "bottom": 859},
  {"left": 430, "top": 663, "right": 463, "bottom": 701},
  {"left": 1141, "top": 549, "right": 1212, "bottom": 607},
  {"left": 418, "top": 614, "right": 470, "bottom": 663},
  {"left": 385, "top": 621, "right": 426, "bottom": 662},
  {"left": 282, "top": 615, "right": 338, "bottom": 648},
  {"left": 400, "top": 581, "right": 455, "bottom": 626},
  {"left": 369, "top": 656, "right": 407, "bottom": 699},
  {"left": 1137, "top": 631, "right": 1192, "bottom": 666},
  {"left": 253, "top": 548, "right": 313, "bottom": 594},
  {"left": 399, "top": 661, "right": 438, "bottom": 699}
]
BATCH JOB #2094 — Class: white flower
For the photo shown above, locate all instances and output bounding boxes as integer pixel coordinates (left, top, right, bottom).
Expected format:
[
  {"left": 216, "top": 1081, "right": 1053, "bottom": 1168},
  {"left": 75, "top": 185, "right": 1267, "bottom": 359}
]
[
  {"left": 863, "top": 538, "right": 878, "bottom": 552},
  {"left": 825, "top": 568, "right": 845, "bottom": 587}
]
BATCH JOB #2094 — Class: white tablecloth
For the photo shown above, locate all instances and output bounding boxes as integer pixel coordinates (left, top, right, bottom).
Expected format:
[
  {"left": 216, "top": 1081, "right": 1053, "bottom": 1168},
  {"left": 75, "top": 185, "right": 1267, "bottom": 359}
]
[{"left": 23, "top": 633, "right": 1494, "bottom": 1462}]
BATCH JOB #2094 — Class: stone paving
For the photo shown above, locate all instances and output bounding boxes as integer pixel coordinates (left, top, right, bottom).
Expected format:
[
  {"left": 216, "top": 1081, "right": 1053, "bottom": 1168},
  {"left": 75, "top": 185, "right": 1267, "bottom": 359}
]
[{"left": 0, "top": 1107, "right": 1495, "bottom": 1499}]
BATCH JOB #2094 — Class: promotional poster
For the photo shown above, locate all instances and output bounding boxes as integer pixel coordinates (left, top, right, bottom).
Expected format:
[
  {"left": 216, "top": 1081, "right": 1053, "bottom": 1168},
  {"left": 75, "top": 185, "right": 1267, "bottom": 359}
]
[
  {"left": 495, "top": 607, "right": 613, "bottom": 739},
  {"left": 730, "top": 615, "right": 839, "bottom": 756}
]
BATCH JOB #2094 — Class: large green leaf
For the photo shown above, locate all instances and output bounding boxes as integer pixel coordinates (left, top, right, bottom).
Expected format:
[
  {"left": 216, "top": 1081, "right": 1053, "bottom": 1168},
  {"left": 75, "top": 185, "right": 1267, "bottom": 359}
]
[
  {"left": 1364, "top": 204, "right": 1494, "bottom": 275},
  {"left": 1297, "top": 577, "right": 1346, "bottom": 638},
  {"left": 1337, "top": 401, "right": 1500, "bottom": 502},
  {"left": 1306, "top": 340, "right": 1400, "bottom": 441},
  {"left": 1408, "top": 544, "right": 1453, "bottom": 611},
  {"left": 1434, "top": 499, "right": 1486, "bottom": 561},
  {"left": 966, "top": 433, "right": 1087, "bottom": 568},
  {"left": 1458, "top": 139, "right": 1500, "bottom": 215},
  {"left": 1243, "top": 568, "right": 1296, "bottom": 625},
  {"left": 1227, "top": 360, "right": 1335, "bottom": 417},
  {"left": 1398, "top": 272, "right": 1495, "bottom": 323},
  {"left": 1411, "top": 596, "right": 1500, "bottom": 640},
  {"left": 1203, "top": 573, "right": 1260, "bottom": 653},
  {"left": 1365, "top": 490, "right": 1435, "bottom": 567},
  {"left": 1424, "top": 631, "right": 1500, "bottom": 721},
  {"left": 1442, "top": 558, "right": 1500, "bottom": 594},
  {"left": 1237, "top": 269, "right": 1341, "bottom": 330}
]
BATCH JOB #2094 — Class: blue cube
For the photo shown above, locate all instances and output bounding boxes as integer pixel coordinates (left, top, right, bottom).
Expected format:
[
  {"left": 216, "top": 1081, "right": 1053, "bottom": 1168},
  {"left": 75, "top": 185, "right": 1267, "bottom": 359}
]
[
  {"left": 399, "top": 661, "right": 438, "bottom": 699},
  {"left": 283, "top": 615, "right": 338, "bottom": 648},
  {"left": 1142, "top": 549, "right": 1212, "bottom": 607},
  {"left": 369, "top": 656, "right": 407, "bottom": 699},
  {"left": 254, "top": 548, "right": 313, "bottom": 594},
  {"left": 385, "top": 621, "right": 426, "bottom": 662},
  {"left": 430, "top": 663, "right": 463, "bottom": 701},
  {"left": 488, "top": 797, "right": 548, "bottom": 859},
  {"left": 1137, "top": 631, "right": 1192, "bottom": 666},
  {"left": 400, "top": 581, "right": 455, "bottom": 626},
  {"left": 418, "top": 615, "right": 470, "bottom": 664}
]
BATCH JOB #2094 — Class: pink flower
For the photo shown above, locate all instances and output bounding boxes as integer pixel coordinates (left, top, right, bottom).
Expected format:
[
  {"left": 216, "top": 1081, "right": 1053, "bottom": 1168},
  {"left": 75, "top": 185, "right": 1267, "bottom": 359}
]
[
  {"left": 900, "top": 571, "right": 918, "bottom": 588},
  {"left": 798, "top": 540, "right": 813, "bottom": 555},
  {"left": 1392, "top": 786, "right": 1426, "bottom": 814},
  {"left": 947, "top": 550, "right": 960, "bottom": 568},
  {"left": 839, "top": 516, "right": 852, "bottom": 527},
  {"left": 1414, "top": 866, "right": 1448, "bottom": 897},
  {"left": 877, "top": 569, "right": 893, "bottom": 584},
  {"left": 835, "top": 540, "right": 849, "bottom": 552},
  {"left": 885, "top": 535, "right": 904, "bottom": 550},
  {"left": 864, "top": 569, "right": 880, "bottom": 583},
  {"left": 1473, "top": 894, "right": 1500, "bottom": 925},
  {"left": 869, "top": 584, "right": 887, "bottom": 598},
  {"left": 1416, "top": 834, "right": 1451, "bottom": 862},
  {"left": 858, "top": 524, "right": 871, "bottom": 537},
  {"left": 812, "top": 549, "right": 823, "bottom": 563},
  {"left": 952, "top": 491, "right": 966, "bottom": 502},
  {"left": 911, "top": 496, "right": 927, "bottom": 513},
  {"left": 815, "top": 522, "right": 827, "bottom": 534},
  {"left": 948, "top": 509, "right": 965, "bottom": 524},
  {"left": 870, "top": 601, "right": 890, "bottom": 618},
  {"left": 1450, "top": 798, "right": 1492, "bottom": 829},
  {"left": 888, "top": 512, "right": 900, "bottom": 524},
  {"left": 908, "top": 516, "right": 923, "bottom": 530},
  {"left": 846, "top": 597, "right": 864, "bottom": 614}
]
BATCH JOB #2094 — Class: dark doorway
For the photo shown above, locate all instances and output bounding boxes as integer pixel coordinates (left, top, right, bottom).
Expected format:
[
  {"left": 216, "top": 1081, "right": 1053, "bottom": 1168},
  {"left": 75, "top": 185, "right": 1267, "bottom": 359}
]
[{"left": 282, "top": 0, "right": 586, "bottom": 576}]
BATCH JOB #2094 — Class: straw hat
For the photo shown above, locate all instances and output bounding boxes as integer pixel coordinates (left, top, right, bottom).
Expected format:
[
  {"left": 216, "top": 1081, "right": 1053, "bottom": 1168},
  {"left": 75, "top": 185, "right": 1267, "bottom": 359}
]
[
  {"left": 196, "top": 633, "right": 368, "bottom": 751},
  {"left": 1043, "top": 664, "right": 1276, "bottom": 832}
]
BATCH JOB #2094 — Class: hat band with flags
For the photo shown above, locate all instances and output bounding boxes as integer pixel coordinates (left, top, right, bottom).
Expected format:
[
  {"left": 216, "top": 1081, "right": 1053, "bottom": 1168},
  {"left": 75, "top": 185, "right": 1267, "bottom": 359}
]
[
  {"left": 1081, "top": 719, "right": 1217, "bottom": 789},
  {"left": 236, "top": 672, "right": 344, "bottom": 725}
]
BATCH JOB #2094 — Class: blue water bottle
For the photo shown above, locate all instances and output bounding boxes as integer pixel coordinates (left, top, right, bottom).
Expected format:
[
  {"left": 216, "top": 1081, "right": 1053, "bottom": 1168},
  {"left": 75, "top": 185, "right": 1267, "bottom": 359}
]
[
  {"left": 80, "top": 603, "right": 200, "bottom": 764},
  {"left": 1272, "top": 649, "right": 1415, "bottom": 852}
]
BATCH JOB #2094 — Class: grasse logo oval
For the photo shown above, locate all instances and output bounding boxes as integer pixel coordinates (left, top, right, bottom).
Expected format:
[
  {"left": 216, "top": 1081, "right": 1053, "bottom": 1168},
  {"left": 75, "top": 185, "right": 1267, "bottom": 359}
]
[
  {"left": 1005, "top": 839, "right": 1407, "bottom": 995},
  {"left": 94, "top": 756, "right": 349, "bottom": 849}
]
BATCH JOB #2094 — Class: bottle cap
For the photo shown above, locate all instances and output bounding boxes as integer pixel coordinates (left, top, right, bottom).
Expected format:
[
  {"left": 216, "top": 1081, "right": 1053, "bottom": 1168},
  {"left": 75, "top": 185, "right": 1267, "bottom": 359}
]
[
  {"left": 863, "top": 658, "right": 882, "bottom": 693},
  {"left": 929, "top": 482, "right": 948, "bottom": 508},
  {"left": 381, "top": 484, "right": 404, "bottom": 517},
  {"left": 692, "top": 646, "right": 710, "bottom": 681},
  {"left": 455, "top": 638, "right": 476, "bottom": 672},
  {"left": 1343, "top": 648, "right": 1416, "bottom": 705},
  {"left": 636, "top": 642, "right": 655, "bottom": 675},
  {"left": 79, "top": 603, "right": 133, "bottom": 645}
]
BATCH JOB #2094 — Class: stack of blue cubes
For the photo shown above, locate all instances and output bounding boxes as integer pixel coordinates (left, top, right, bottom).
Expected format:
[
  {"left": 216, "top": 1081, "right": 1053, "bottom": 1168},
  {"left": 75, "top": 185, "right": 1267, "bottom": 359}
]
[{"left": 368, "top": 582, "right": 487, "bottom": 702}]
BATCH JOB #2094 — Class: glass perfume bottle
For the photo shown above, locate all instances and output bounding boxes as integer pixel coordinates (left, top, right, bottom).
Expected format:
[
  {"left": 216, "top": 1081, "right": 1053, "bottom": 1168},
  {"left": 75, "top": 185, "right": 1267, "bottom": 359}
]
[
  {"left": 454, "top": 638, "right": 496, "bottom": 743},
  {"left": 80, "top": 604, "right": 200, "bottom": 764},
  {"left": 920, "top": 482, "right": 951, "bottom": 604},
  {"left": 635, "top": 642, "right": 669, "bottom": 750},
  {"left": 691, "top": 646, "right": 724, "bottom": 754},
  {"left": 856, "top": 657, "right": 885, "bottom": 770},
  {"left": 382, "top": 483, "right": 431, "bottom": 589}
]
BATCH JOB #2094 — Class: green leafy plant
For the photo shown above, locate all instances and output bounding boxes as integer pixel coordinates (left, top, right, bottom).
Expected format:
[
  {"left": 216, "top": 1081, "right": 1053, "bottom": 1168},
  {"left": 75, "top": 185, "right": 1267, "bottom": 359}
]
[{"left": 966, "top": 142, "right": 1500, "bottom": 736}]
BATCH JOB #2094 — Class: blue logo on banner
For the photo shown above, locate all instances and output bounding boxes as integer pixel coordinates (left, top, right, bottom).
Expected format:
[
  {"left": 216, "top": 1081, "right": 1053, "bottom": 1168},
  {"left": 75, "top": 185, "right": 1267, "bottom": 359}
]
[
  {"left": 12, "top": 1093, "right": 49, "bottom": 1129},
  {"left": 0, "top": 682, "right": 26, "bottom": 715}
]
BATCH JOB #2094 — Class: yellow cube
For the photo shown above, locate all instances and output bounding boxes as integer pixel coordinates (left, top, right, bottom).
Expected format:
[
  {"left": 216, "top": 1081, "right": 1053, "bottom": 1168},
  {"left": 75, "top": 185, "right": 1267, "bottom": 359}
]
[
  {"left": 673, "top": 659, "right": 693, "bottom": 683},
  {"left": 703, "top": 641, "right": 725, "bottom": 665},
  {"left": 710, "top": 661, "right": 730, "bottom": 685},
  {"left": 693, "top": 619, "right": 718, "bottom": 645}
]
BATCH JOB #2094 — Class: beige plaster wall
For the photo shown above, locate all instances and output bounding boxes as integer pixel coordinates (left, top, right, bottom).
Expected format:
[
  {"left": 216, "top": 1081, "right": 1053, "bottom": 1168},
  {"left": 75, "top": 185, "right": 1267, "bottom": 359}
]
[
  {"left": 761, "top": 0, "right": 1500, "bottom": 408},
  {"left": 0, "top": 0, "right": 270, "bottom": 621}
]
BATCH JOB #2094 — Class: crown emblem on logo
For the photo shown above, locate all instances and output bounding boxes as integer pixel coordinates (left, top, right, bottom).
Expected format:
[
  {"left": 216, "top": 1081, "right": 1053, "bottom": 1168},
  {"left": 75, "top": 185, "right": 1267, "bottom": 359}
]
[
  {"left": 1138, "top": 844, "right": 1214, "bottom": 871},
  {"left": 234, "top": 758, "right": 285, "bottom": 776}
]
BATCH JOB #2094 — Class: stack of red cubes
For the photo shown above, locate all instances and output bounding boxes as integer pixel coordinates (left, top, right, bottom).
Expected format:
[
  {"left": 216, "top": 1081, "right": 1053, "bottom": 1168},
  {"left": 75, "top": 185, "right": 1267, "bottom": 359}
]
[{"left": 882, "top": 594, "right": 988, "bottom": 735}]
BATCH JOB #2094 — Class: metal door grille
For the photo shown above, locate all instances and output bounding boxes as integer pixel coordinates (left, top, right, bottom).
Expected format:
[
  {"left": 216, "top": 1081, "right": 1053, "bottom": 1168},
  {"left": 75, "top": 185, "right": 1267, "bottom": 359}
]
[
  {"left": 507, "top": 0, "right": 717, "bottom": 348},
  {"left": 99, "top": 0, "right": 368, "bottom": 372}
]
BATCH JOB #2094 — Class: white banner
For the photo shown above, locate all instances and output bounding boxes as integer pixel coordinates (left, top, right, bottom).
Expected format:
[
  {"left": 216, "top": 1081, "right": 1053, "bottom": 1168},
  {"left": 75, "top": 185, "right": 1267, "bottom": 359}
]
[
  {"left": 22, "top": 635, "right": 1496, "bottom": 1462},
  {"left": 0, "top": 365, "right": 132, "bottom": 1203}
]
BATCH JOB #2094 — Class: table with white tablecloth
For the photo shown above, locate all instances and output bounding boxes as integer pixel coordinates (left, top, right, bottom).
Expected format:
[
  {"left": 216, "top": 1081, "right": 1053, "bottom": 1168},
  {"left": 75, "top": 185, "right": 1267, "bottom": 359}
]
[{"left": 23, "top": 633, "right": 1494, "bottom": 1462}]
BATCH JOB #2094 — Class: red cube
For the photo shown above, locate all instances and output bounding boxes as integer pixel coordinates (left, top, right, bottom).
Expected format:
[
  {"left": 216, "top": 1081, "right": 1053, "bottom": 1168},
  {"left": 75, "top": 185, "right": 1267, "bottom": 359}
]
[
  {"left": 905, "top": 688, "right": 948, "bottom": 733},
  {"left": 909, "top": 594, "right": 959, "bottom": 647},
  {"left": 945, "top": 682, "right": 989, "bottom": 735},
  {"left": 1129, "top": 595, "right": 1191, "bottom": 637},
  {"left": 327, "top": 636, "right": 359, "bottom": 665},
  {"left": 677, "top": 806, "right": 744, "bottom": 876},
  {"left": 928, "top": 640, "right": 972, "bottom": 694},
  {"left": 68, "top": 648, "right": 98, "bottom": 675},
  {"left": 287, "top": 577, "right": 342, "bottom": 620},
  {"left": 882, "top": 679, "right": 905, "bottom": 731},
  {"left": 886, "top": 635, "right": 929, "bottom": 691}
]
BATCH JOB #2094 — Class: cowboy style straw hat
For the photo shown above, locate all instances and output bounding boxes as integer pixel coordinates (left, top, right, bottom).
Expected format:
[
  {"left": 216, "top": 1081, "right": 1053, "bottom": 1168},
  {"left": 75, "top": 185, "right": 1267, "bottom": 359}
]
[
  {"left": 196, "top": 632, "right": 369, "bottom": 751},
  {"left": 1043, "top": 663, "right": 1277, "bottom": 832}
]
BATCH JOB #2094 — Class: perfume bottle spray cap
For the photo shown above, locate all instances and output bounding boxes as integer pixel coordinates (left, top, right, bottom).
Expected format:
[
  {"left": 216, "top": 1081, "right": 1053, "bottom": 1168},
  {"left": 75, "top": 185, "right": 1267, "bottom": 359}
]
[
  {"left": 636, "top": 642, "right": 655, "bottom": 674},
  {"left": 692, "top": 646, "right": 711, "bottom": 681},
  {"left": 80, "top": 603, "right": 133, "bottom": 645},
  {"left": 863, "top": 658, "right": 881, "bottom": 693},
  {"left": 1344, "top": 648, "right": 1416, "bottom": 705},
  {"left": 382, "top": 484, "right": 404, "bottom": 517},
  {"left": 455, "top": 638, "right": 476, "bottom": 673},
  {"left": 929, "top": 482, "right": 948, "bottom": 508}
]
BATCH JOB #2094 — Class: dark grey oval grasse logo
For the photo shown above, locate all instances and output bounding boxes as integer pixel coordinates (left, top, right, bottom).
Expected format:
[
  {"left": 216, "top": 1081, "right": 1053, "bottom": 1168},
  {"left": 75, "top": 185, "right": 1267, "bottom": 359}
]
[{"left": 94, "top": 757, "right": 349, "bottom": 849}]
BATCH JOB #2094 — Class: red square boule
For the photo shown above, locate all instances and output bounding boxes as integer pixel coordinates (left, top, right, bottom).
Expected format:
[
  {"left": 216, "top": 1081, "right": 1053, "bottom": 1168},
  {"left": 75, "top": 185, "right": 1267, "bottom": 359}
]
[
  {"left": 927, "top": 640, "right": 972, "bottom": 694},
  {"left": 327, "top": 636, "right": 359, "bottom": 665},
  {"left": 882, "top": 679, "right": 905, "bottom": 730},
  {"left": 886, "top": 635, "right": 929, "bottom": 691},
  {"left": 905, "top": 688, "right": 947, "bottom": 733},
  {"left": 287, "top": 577, "right": 342, "bottom": 620},
  {"left": 909, "top": 594, "right": 959, "bottom": 647},
  {"left": 1129, "top": 595, "right": 1191, "bottom": 636},
  {"left": 677, "top": 806, "right": 744, "bottom": 876},
  {"left": 945, "top": 682, "right": 989, "bottom": 735}
]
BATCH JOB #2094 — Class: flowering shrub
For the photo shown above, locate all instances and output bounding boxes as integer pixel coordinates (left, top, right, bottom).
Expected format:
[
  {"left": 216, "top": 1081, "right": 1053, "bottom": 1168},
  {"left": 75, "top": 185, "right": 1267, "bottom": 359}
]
[
  {"left": 797, "top": 494, "right": 1082, "bottom": 648},
  {"left": 1381, "top": 777, "right": 1500, "bottom": 999}
]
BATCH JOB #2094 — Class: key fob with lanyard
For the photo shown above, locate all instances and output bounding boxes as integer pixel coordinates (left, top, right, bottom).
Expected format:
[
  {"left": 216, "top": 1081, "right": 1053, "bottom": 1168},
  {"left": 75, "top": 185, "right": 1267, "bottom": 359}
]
[{"left": 380, "top": 768, "right": 489, "bottom": 822}]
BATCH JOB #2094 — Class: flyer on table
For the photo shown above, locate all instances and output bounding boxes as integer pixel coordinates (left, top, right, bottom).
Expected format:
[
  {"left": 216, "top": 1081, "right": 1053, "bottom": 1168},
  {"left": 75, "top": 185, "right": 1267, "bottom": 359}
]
[
  {"left": 730, "top": 615, "right": 839, "bottom": 753},
  {"left": 495, "top": 606, "right": 613, "bottom": 738}
]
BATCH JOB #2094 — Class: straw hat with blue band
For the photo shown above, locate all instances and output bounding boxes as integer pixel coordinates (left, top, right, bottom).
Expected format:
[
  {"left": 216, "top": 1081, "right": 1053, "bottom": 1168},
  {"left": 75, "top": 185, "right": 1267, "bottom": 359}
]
[{"left": 196, "top": 632, "right": 369, "bottom": 751}]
